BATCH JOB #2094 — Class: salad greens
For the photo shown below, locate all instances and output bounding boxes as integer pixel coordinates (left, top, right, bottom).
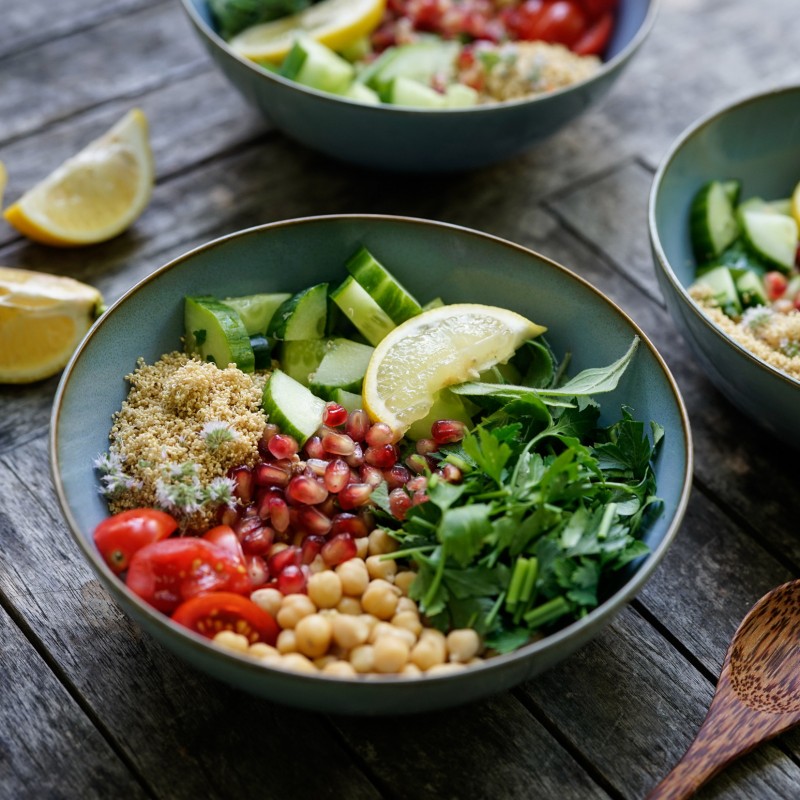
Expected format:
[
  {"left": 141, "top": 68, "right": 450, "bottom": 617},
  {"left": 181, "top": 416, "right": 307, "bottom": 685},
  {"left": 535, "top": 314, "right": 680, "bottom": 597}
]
[{"left": 374, "top": 336, "right": 664, "bottom": 654}]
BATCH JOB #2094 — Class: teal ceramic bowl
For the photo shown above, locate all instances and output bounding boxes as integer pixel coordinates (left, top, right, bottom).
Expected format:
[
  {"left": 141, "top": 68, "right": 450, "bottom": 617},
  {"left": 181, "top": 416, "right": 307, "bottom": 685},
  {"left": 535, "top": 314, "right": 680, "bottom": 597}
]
[
  {"left": 180, "top": 0, "right": 658, "bottom": 171},
  {"left": 649, "top": 86, "right": 800, "bottom": 448},
  {"left": 51, "top": 216, "right": 691, "bottom": 715}
]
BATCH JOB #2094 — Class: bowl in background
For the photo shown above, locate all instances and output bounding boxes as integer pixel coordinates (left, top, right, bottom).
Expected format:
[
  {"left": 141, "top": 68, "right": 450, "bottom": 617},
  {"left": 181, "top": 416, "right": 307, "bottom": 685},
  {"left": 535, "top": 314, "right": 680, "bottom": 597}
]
[
  {"left": 649, "top": 85, "right": 800, "bottom": 449},
  {"left": 180, "top": 0, "right": 659, "bottom": 171},
  {"left": 51, "top": 215, "right": 691, "bottom": 715}
]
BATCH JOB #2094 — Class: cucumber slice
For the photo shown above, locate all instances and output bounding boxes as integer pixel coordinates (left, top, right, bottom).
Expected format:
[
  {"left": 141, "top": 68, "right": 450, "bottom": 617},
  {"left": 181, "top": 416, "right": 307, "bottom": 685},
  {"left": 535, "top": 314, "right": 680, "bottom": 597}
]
[
  {"left": 722, "top": 180, "right": 741, "bottom": 206},
  {"left": 280, "top": 338, "right": 328, "bottom": 386},
  {"left": 734, "top": 270, "right": 768, "bottom": 310},
  {"left": 386, "top": 76, "right": 447, "bottom": 108},
  {"left": 346, "top": 247, "right": 422, "bottom": 324},
  {"left": 222, "top": 293, "right": 291, "bottom": 335},
  {"left": 691, "top": 266, "right": 741, "bottom": 317},
  {"left": 406, "top": 388, "right": 475, "bottom": 441},
  {"left": 332, "top": 388, "right": 363, "bottom": 414},
  {"left": 422, "top": 297, "right": 444, "bottom": 311},
  {"left": 267, "top": 283, "right": 328, "bottom": 341},
  {"left": 444, "top": 83, "right": 479, "bottom": 108},
  {"left": 690, "top": 180, "right": 740, "bottom": 261},
  {"left": 309, "top": 338, "right": 375, "bottom": 400},
  {"left": 262, "top": 369, "right": 325, "bottom": 445},
  {"left": 360, "top": 39, "right": 459, "bottom": 94},
  {"left": 767, "top": 198, "right": 792, "bottom": 216},
  {"left": 740, "top": 210, "right": 798, "bottom": 272},
  {"left": 340, "top": 81, "right": 381, "bottom": 105},
  {"left": 250, "top": 335, "right": 273, "bottom": 370},
  {"left": 184, "top": 296, "right": 255, "bottom": 372},
  {"left": 330, "top": 276, "right": 395, "bottom": 346},
  {"left": 280, "top": 36, "right": 354, "bottom": 94}
]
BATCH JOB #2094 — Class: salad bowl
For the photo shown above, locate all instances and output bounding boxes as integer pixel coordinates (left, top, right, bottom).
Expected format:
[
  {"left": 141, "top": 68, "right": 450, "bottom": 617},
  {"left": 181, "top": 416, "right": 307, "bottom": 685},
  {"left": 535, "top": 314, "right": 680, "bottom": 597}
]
[
  {"left": 51, "top": 215, "right": 691, "bottom": 714},
  {"left": 180, "top": 0, "right": 658, "bottom": 171},
  {"left": 649, "top": 85, "right": 800, "bottom": 449}
]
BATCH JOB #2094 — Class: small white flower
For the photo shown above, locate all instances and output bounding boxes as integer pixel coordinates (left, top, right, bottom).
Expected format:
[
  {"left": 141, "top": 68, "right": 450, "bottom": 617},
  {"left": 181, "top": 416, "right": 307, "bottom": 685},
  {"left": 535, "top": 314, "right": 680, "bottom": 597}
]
[
  {"left": 201, "top": 420, "right": 239, "bottom": 453},
  {"left": 93, "top": 451, "right": 123, "bottom": 473},
  {"left": 741, "top": 305, "right": 773, "bottom": 331},
  {"left": 203, "top": 476, "right": 237, "bottom": 508}
]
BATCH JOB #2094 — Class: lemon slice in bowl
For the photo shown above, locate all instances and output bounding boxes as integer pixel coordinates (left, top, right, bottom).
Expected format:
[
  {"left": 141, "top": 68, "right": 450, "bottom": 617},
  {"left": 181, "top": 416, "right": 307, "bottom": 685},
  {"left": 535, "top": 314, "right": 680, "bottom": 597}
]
[
  {"left": 229, "top": 0, "right": 386, "bottom": 63},
  {"left": 3, "top": 109, "right": 154, "bottom": 247},
  {"left": 362, "top": 304, "right": 546, "bottom": 436},
  {"left": 791, "top": 180, "right": 800, "bottom": 228},
  {"left": 0, "top": 267, "right": 103, "bottom": 383}
]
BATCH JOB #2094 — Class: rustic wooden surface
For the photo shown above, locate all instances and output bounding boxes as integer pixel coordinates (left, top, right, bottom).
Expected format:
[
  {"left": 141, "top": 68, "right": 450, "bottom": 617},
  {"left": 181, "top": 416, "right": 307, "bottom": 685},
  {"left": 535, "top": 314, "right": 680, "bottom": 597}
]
[{"left": 1, "top": 1, "right": 799, "bottom": 798}]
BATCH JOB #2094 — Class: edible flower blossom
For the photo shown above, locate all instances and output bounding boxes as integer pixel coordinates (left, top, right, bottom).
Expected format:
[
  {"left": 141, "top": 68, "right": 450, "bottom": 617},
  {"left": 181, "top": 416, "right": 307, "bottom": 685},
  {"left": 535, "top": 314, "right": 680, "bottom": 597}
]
[
  {"left": 94, "top": 451, "right": 141, "bottom": 497},
  {"left": 201, "top": 420, "right": 239, "bottom": 453},
  {"left": 741, "top": 305, "right": 773, "bottom": 330}
]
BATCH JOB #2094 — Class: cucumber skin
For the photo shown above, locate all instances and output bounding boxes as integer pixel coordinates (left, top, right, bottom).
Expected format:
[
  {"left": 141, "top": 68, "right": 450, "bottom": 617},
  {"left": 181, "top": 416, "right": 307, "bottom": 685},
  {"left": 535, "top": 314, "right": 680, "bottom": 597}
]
[
  {"left": 330, "top": 276, "right": 396, "bottom": 346},
  {"left": 267, "top": 283, "right": 328, "bottom": 341},
  {"left": 184, "top": 296, "right": 255, "bottom": 373},
  {"left": 309, "top": 338, "right": 374, "bottom": 400},
  {"left": 739, "top": 211, "right": 798, "bottom": 273},
  {"left": 262, "top": 369, "right": 325, "bottom": 445},
  {"left": 690, "top": 181, "right": 739, "bottom": 262},
  {"left": 222, "top": 292, "right": 291, "bottom": 336}
]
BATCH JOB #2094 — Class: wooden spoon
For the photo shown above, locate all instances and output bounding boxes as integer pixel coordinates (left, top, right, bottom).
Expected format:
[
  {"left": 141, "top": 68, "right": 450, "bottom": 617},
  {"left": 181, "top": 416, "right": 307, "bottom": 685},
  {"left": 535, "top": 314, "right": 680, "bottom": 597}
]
[{"left": 647, "top": 579, "right": 800, "bottom": 799}]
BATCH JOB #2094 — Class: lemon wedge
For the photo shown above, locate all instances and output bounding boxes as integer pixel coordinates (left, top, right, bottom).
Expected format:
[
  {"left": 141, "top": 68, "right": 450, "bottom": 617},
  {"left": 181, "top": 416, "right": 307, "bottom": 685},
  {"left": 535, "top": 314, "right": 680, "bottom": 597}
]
[
  {"left": 229, "top": 0, "right": 386, "bottom": 63},
  {"left": 0, "top": 162, "right": 7, "bottom": 210},
  {"left": 3, "top": 109, "right": 154, "bottom": 247},
  {"left": 362, "top": 304, "right": 546, "bottom": 436},
  {"left": 0, "top": 267, "right": 102, "bottom": 383},
  {"left": 791, "top": 180, "right": 800, "bottom": 228}
]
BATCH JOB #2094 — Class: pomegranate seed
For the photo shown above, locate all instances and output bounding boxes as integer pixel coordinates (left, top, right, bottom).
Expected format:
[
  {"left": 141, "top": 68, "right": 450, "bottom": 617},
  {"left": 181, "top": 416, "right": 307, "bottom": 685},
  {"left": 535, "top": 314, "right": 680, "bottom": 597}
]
[
  {"left": 406, "top": 475, "right": 428, "bottom": 492},
  {"left": 317, "top": 495, "right": 337, "bottom": 517},
  {"left": 416, "top": 438, "right": 438, "bottom": 456},
  {"left": 216, "top": 504, "right": 239, "bottom": 527},
  {"left": 268, "top": 545, "right": 300, "bottom": 575},
  {"left": 331, "top": 512, "right": 369, "bottom": 539},
  {"left": 246, "top": 554, "right": 269, "bottom": 587},
  {"left": 228, "top": 465, "right": 255, "bottom": 504},
  {"left": 384, "top": 464, "right": 411, "bottom": 489},
  {"left": 278, "top": 564, "right": 307, "bottom": 595},
  {"left": 345, "top": 443, "right": 364, "bottom": 467},
  {"left": 389, "top": 488, "right": 413, "bottom": 520},
  {"left": 255, "top": 462, "right": 290, "bottom": 488},
  {"left": 346, "top": 409, "right": 370, "bottom": 442},
  {"left": 323, "top": 402, "right": 348, "bottom": 427},
  {"left": 432, "top": 419, "right": 467, "bottom": 445},
  {"left": 360, "top": 464, "right": 384, "bottom": 488},
  {"left": 286, "top": 475, "right": 329, "bottom": 505},
  {"left": 257, "top": 423, "right": 280, "bottom": 458},
  {"left": 234, "top": 510, "right": 261, "bottom": 539},
  {"left": 405, "top": 454, "right": 428, "bottom": 474},
  {"left": 304, "top": 458, "right": 329, "bottom": 477},
  {"left": 301, "top": 534, "right": 326, "bottom": 564},
  {"left": 322, "top": 431, "right": 356, "bottom": 456},
  {"left": 268, "top": 433, "right": 299, "bottom": 460},
  {"left": 304, "top": 435, "right": 325, "bottom": 459},
  {"left": 440, "top": 463, "right": 463, "bottom": 483},
  {"left": 241, "top": 525, "right": 274, "bottom": 556},
  {"left": 365, "top": 444, "right": 398, "bottom": 469},
  {"left": 297, "top": 506, "right": 333, "bottom": 536},
  {"left": 324, "top": 458, "right": 350, "bottom": 493},
  {"left": 794, "top": 291, "right": 800, "bottom": 312},
  {"left": 365, "top": 422, "right": 395, "bottom": 446},
  {"left": 358, "top": 508, "right": 376, "bottom": 533},
  {"left": 337, "top": 482, "right": 373, "bottom": 510},
  {"left": 765, "top": 271, "right": 788, "bottom": 301},
  {"left": 412, "top": 490, "right": 429, "bottom": 506},
  {"left": 321, "top": 533, "right": 357, "bottom": 566},
  {"left": 267, "top": 495, "right": 290, "bottom": 532}
]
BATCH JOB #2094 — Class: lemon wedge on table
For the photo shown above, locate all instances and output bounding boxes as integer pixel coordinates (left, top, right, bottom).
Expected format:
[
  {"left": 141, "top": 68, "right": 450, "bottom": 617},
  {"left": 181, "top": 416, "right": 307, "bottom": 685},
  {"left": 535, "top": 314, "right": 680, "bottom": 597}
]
[
  {"left": 0, "top": 161, "right": 7, "bottom": 209},
  {"left": 229, "top": 0, "right": 386, "bottom": 63},
  {"left": 3, "top": 109, "right": 154, "bottom": 247},
  {"left": 362, "top": 304, "right": 547, "bottom": 436},
  {"left": 0, "top": 267, "right": 103, "bottom": 383}
]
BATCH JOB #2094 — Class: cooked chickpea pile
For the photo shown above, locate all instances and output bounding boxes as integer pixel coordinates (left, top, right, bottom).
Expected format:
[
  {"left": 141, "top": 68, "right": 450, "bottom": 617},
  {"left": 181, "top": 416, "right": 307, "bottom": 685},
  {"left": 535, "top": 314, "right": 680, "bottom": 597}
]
[{"left": 213, "top": 528, "right": 484, "bottom": 677}]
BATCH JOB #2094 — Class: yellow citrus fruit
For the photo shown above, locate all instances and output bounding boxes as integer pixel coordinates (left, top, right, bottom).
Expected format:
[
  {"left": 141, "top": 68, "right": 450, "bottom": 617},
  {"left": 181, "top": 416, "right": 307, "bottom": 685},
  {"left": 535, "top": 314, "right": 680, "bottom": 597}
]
[
  {"left": 0, "top": 266, "right": 103, "bottom": 383},
  {"left": 0, "top": 161, "right": 7, "bottom": 209},
  {"left": 229, "top": 0, "right": 386, "bottom": 63},
  {"left": 791, "top": 181, "right": 800, "bottom": 228},
  {"left": 362, "top": 304, "right": 546, "bottom": 436},
  {"left": 3, "top": 109, "right": 154, "bottom": 247}
]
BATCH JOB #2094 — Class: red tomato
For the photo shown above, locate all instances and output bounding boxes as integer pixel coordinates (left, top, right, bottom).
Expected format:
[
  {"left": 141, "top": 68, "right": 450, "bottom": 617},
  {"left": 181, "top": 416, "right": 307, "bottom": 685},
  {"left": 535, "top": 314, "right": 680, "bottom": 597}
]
[
  {"left": 576, "top": 0, "right": 618, "bottom": 21},
  {"left": 202, "top": 525, "right": 243, "bottom": 558},
  {"left": 126, "top": 537, "right": 252, "bottom": 613},
  {"left": 765, "top": 271, "right": 788, "bottom": 301},
  {"left": 519, "top": 1, "right": 589, "bottom": 47},
  {"left": 171, "top": 592, "right": 278, "bottom": 645},
  {"left": 503, "top": 0, "right": 546, "bottom": 40},
  {"left": 93, "top": 509, "right": 178, "bottom": 574},
  {"left": 572, "top": 11, "right": 614, "bottom": 55}
]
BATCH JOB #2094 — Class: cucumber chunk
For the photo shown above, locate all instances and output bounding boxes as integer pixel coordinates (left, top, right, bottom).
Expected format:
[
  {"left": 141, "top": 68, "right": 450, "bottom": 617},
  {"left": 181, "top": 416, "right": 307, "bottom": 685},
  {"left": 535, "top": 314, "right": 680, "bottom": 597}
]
[
  {"left": 346, "top": 247, "right": 422, "bottom": 324},
  {"left": 406, "top": 388, "right": 475, "bottom": 441},
  {"left": 734, "top": 270, "right": 768, "bottom": 310},
  {"left": 267, "top": 283, "right": 328, "bottom": 341},
  {"left": 722, "top": 180, "right": 741, "bottom": 206},
  {"left": 387, "top": 76, "right": 446, "bottom": 108},
  {"left": 309, "top": 338, "right": 375, "bottom": 400},
  {"left": 280, "top": 36, "right": 354, "bottom": 94},
  {"left": 250, "top": 335, "right": 273, "bottom": 370},
  {"left": 740, "top": 210, "right": 798, "bottom": 272},
  {"left": 330, "top": 276, "right": 395, "bottom": 346},
  {"left": 262, "top": 369, "right": 325, "bottom": 445},
  {"left": 222, "top": 292, "right": 291, "bottom": 335},
  {"left": 360, "top": 39, "right": 459, "bottom": 95},
  {"left": 280, "top": 338, "right": 328, "bottom": 386},
  {"left": 184, "top": 296, "right": 255, "bottom": 372},
  {"left": 332, "top": 388, "right": 363, "bottom": 414},
  {"left": 422, "top": 297, "right": 444, "bottom": 311},
  {"left": 691, "top": 266, "right": 741, "bottom": 317},
  {"left": 340, "top": 81, "right": 381, "bottom": 105},
  {"left": 444, "top": 83, "right": 479, "bottom": 108},
  {"left": 690, "top": 180, "right": 740, "bottom": 261}
]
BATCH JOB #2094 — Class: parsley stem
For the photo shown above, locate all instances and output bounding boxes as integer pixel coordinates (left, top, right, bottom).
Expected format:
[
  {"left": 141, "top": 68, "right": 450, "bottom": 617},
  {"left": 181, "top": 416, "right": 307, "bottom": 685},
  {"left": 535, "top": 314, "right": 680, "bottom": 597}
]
[
  {"left": 484, "top": 591, "right": 506, "bottom": 627},
  {"left": 505, "top": 557, "right": 529, "bottom": 610},
  {"left": 524, "top": 596, "right": 571, "bottom": 629},
  {"left": 596, "top": 502, "right": 617, "bottom": 540},
  {"left": 474, "top": 489, "right": 510, "bottom": 501},
  {"left": 423, "top": 546, "right": 447, "bottom": 609},
  {"left": 380, "top": 545, "right": 437, "bottom": 560}
]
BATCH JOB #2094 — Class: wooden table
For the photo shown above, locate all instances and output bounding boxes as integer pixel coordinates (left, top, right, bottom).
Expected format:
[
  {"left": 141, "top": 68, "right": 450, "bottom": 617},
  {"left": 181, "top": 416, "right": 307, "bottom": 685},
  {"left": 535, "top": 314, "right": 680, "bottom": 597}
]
[{"left": 2, "top": 0, "right": 799, "bottom": 797}]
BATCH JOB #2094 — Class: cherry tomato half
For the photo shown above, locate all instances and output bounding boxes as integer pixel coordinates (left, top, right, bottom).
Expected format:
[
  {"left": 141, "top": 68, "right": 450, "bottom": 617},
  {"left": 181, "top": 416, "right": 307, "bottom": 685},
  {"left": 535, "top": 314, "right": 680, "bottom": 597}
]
[
  {"left": 126, "top": 537, "right": 252, "bottom": 613},
  {"left": 519, "top": 1, "right": 589, "bottom": 48},
  {"left": 576, "top": 0, "right": 618, "bottom": 22},
  {"left": 93, "top": 509, "right": 178, "bottom": 574},
  {"left": 171, "top": 592, "right": 278, "bottom": 645},
  {"left": 572, "top": 11, "right": 614, "bottom": 56}
]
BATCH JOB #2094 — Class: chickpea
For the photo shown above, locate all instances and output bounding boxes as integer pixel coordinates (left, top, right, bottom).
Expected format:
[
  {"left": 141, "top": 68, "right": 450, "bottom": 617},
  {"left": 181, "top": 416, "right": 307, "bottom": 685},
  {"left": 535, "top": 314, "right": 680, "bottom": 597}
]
[
  {"left": 337, "top": 596, "right": 362, "bottom": 615},
  {"left": 410, "top": 631, "right": 447, "bottom": 670},
  {"left": 336, "top": 558, "right": 370, "bottom": 596},
  {"left": 276, "top": 629, "right": 297, "bottom": 654},
  {"left": 279, "top": 653, "right": 317, "bottom": 674},
  {"left": 400, "top": 663, "right": 422, "bottom": 677},
  {"left": 349, "top": 644, "right": 376, "bottom": 673},
  {"left": 396, "top": 596, "right": 419, "bottom": 615},
  {"left": 373, "top": 635, "right": 410, "bottom": 673},
  {"left": 322, "top": 660, "right": 357, "bottom": 677},
  {"left": 248, "top": 642, "right": 280, "bottom": 660},
  {"left": 369, "top": 623, "right": 416, "bottom": 648},
  {"left": 277, "top": 593, "right": 316, "bottom": 629},
  {"left": 308, "top": 570, "right": 343, "bottom": 608},
  {"left": 268, "top": 542, "right": 289, "bottom": 557},
  {"left": 426, "top": 662, "right": 466, "bottom": 676},
  {"left": 361, "top": 579, "right": 400, "bottom": 620},
  {"left": 368, "top": 528, "right": 397, "bottom": 556},
  {"left": 394, "top": 570, "right": 417, "bottom": 596},
  {"left": 314, "top": 655, "right": 338, "bottom": 670},
  {"left": 250, "top": 587, "right": 283, "bottom": 618},
  {"left": 355, "top": 537, "right": 369, "bottom": 560},
  {"left": 359, "top": 614, "right": 380, "bottom": 635},
  {"left": 366, "top": 554, "right": 397, "bottom": 582},
  {"left": 446, "top": 628, "right": 481, "bottom": 663},
  {"left": 332, "top": 614, "right": 370, "bottom": 650},
  {"left": 213, "top": 631, "right": 249, "bottom": 654},
  {"left": 294, "top": 613, "right": 333, "bottom": 659},
  {"left": 309, "top": 554, "right": 327, "bottom": 574},
  {"left": 392, "top": 611, "right": 423, "bottom": 637}
]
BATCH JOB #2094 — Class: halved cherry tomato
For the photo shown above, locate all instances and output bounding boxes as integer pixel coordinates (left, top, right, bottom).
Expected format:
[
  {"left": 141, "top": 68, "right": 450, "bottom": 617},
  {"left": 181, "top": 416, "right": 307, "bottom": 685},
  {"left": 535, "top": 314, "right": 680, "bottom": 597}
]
[
  {"left": 171, "top": 592, "right": 278, "bottom": 645},
  {"left": 572, "top": 10, "right": 614, "bottom": 56},
  {"left": 519, "top": 1, "right": 589, "bottom": 47},
  {"left": 202, "top": 525, "right": 244, "bottom": 558},
  {"left": 576, "top": 0, "right": 618, "bottom": 21},
  {"left": 126, "top": 537, "right": 252, "bottom": 613},
  {"left": 93, "top": 509, "right": 178, "bottom": 574}
]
